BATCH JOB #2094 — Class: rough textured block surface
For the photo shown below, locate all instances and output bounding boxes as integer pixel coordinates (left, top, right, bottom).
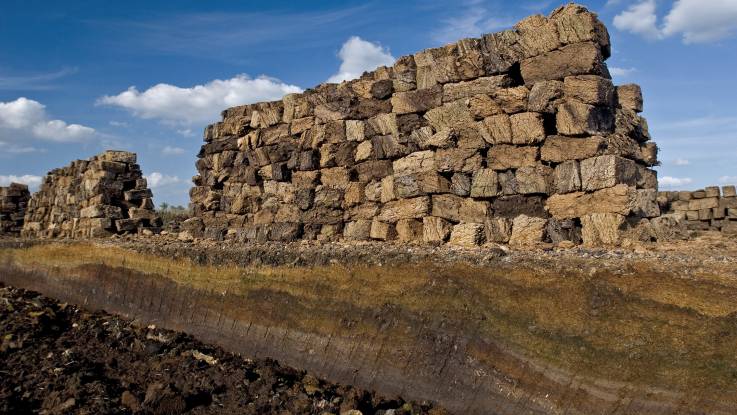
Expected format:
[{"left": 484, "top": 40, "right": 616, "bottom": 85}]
[
  {"left": 449, "top": 223, "right": 485, "bottom": 246},
  {"left": 580, "top": 155, "right": 637, "bottom": 191},
  {"left": 581, "top": 213, "right": 624, "bottom": 246},
  {"left": 556, "top": 101, "right": 614, "bottom": 136},
  {"left": 520, "top": 42, "right": 609, "bottom": 84},
  {"left": 510, "top": 215, "right": 547, "bottom": 246},
  {"left": 546, "top": 184, "right": 634, "bottom": 219},
  {"left": 423, "top": 216, "right": 452, "bottom": 243},
  {"left": 616, "top": 84, "right": 643, "bottom": 112}
]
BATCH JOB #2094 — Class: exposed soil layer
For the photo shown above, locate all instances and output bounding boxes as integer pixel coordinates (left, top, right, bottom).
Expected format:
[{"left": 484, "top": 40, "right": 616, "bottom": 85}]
[
  {"left": 3, "top": 232, "right": 737, "bottom": 414},
  {"left": 0, "top": 237, "right": 509, "bottom": 268},
  {"left": 3, "top": 228, "right": 736, "bottom": 270},
  {"left": 0, "top": 283, "right": 443, "bottom": 415}
]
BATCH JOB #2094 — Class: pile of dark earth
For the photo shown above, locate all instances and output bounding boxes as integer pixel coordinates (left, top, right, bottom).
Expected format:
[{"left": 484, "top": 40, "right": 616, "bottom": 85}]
[{"left": 0, "top": 283, "right": 445, "bottom": 415}]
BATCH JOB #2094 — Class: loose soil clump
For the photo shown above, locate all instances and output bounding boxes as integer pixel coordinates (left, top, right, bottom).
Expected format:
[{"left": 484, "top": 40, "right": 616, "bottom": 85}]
[{"left": 0, "top": 283, "right": 443, "bottom": 415}]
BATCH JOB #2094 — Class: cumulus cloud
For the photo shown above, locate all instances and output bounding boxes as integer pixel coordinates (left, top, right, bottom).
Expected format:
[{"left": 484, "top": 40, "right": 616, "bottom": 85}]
[
  {"left": 0, "top": 174, "right": 43, "bottom": 190},
  {"left": 613, "top": 0, "right": 660, "bottom": 39},
  {"left": 0, "top": 97, "right": 45, "bottom": 129},
  {"left": 146, "top": 172, "right": 181, "bottom": 188},
  {"left": 98, "top": 74, "right": 302, "bottom": 125},
  {"left": 662, "top": 0, "right": 737, "bottom": 43},
  {"left": 613, "top": 0, "right": 737, "bottom": 43},
  {"left": 161, "top": 145, "right": 186, "bottom": 156},
  {"left": 326, "top": 36, "right": 395, "bottom": 83},
  {"left": 660, "top": 176, "right": 693, "bottom": 188},
  {"left": 0, "top": 97, "right": 95, "bottom": 142},
  {"left": 31, "top": 120, "right": 95, "bottom": 141}
]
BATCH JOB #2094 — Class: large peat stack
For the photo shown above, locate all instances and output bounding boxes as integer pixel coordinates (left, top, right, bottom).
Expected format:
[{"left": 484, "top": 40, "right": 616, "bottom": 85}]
[
  {"left": 0, "top": 183, "right": 30, "bottom": 235},
  {"left": 22, "top": 151, "right": 162, "bottom": 238},
  {"left": 190, "top": 4, "right": 659, "bottom": 246}
]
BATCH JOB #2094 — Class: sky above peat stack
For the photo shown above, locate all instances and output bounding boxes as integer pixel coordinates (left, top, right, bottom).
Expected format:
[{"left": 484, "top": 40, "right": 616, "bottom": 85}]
[{"left": 1, "top": 0, "right": 736, "bottom": 205}]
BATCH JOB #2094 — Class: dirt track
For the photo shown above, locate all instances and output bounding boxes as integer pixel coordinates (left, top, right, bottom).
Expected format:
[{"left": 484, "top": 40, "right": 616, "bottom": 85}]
[{"left": 0, "top": 283, "right": 443, "bottom": 415}]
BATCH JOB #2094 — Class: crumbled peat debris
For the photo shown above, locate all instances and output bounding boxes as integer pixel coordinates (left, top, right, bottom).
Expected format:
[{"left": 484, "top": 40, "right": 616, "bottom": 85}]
[{"left": 0, "top": 283, "right": 446, "bottom": 415}]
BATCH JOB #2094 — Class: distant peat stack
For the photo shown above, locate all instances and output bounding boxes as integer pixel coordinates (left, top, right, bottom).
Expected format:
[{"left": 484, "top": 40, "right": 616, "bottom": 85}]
[
  {"left": 190, "top": 4, "right": 660, "bottom": 247},
  {"left": 22, "top": 151, "right": 162, "bottom": 238},
  {"left": 0, "top": 183, "right": 30, "bottom": 235},
  {"left": 659, "top": 186, "right": 737, "bottom": 234}
]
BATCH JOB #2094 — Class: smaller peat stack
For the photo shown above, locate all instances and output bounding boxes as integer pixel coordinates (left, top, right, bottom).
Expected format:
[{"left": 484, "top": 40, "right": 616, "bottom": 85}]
[
  {"left": 21, "top": 150, "right": 162, "bottom": 238},
  {"left": 659, "top": 185, "right": 737, "bottom": 234},
  {"left": 0, "top": 183, "right": 30, "bottom": 235}
]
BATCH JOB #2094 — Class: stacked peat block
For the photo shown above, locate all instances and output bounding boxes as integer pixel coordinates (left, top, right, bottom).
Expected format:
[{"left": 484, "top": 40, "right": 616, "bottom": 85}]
[
  {"left": 21, "top": 151, "right": 162, "bottom": 238},
  {"left": 190, "top": 4, "right": 660, "bottom": 246},
  {"left": 658, "top": 186, "right": 737, "bottom": 234},
  {"left": 0, "top": 183, "right": 30, "bottom": 235}
]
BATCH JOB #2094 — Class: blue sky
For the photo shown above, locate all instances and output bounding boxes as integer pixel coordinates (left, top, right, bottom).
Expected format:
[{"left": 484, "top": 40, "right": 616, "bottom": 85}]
[{"left": 1, "top": 0, "right": 736, "bottom": 206}]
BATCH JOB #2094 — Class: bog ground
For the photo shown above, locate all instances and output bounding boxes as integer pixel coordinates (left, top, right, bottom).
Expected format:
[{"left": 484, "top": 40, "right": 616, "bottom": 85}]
[{"left": 2, "top": 233, "right": 737, "bottom": 414}]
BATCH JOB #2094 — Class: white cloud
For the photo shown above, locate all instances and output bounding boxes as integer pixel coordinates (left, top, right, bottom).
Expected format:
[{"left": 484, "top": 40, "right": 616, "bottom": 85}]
[
  {"left": 662, "top": 0, "right": 737, "bottom": 43},
  {"left": 719, "top": 175, "right": 737, "bottom": 184},
  {"left": 613, "top": 0, "right": 737, "bottom": 43},
  {"left": 162, "top": 145, "right": 185, "bottom": 156},
  {"left": 0, "top": 174, "right": 43, "bottom": 190},
  {"left": 673, "top": 158, "right": 690, "bottom": 166},
  {"left": 0, "top": 97, "right": 95, "bottom": 142},
  {"left": 109, "top": 120, "right": 128, "bottom": 127},
  {"left": 327, "top": 36, "right": 395, "bottom": 83},
  {"left": 433, "top": 0, "right": 512, "bottom": 44},
  {"left": 613, "top": 0, "right": 660, "bottom": 39},
  {"left": 98, "top": 74, "right": 302, "bottom": 125},
  {"left": 31, "top": 120, "right": 96, "bottom": 142},
  {"left": 146, "top": 172, "right": 181, "bottom": 188},
  {"left": 608, "top": 66, "right": 637, "bottom": 77},
  {"left": 660, "top": 176, "right": 693, "bottom": 188},
  {"left": 0, "top": 97, "right": 45, "bottom": 129}
]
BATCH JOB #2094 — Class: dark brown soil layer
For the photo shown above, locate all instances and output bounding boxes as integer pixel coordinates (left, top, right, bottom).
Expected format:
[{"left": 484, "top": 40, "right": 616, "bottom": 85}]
[
  {"left": 4, "top": 233, "right": 737, "bottom": 413},
  {"left": 0, "top": 283, "right": 444, "bottom": 415}
]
